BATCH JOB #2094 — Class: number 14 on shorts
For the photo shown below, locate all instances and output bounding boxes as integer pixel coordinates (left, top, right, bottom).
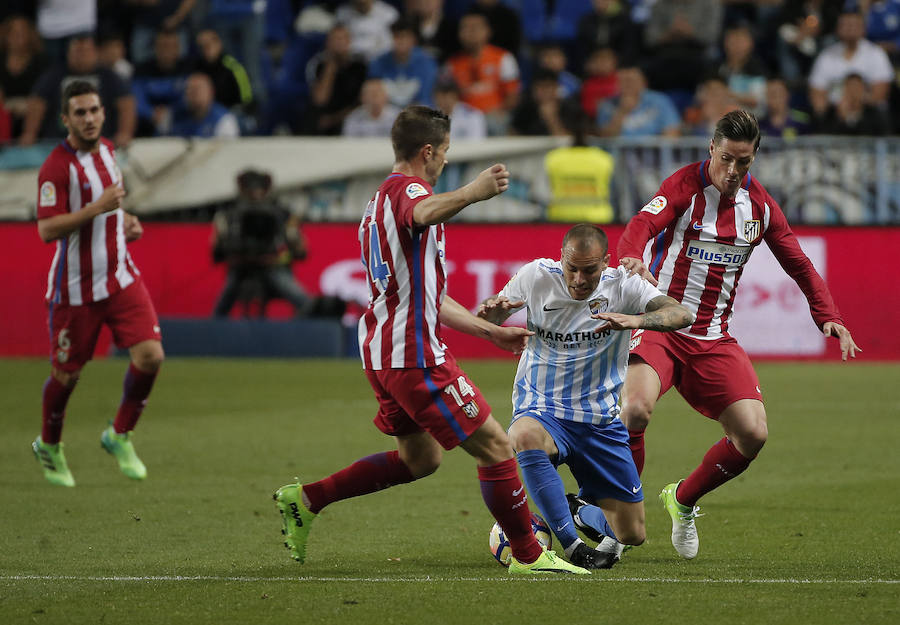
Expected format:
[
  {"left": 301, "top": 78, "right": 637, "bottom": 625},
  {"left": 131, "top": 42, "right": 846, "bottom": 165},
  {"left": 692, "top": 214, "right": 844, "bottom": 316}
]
[{"left": 444, "top": 376, "right": 480, "bottom": 419}]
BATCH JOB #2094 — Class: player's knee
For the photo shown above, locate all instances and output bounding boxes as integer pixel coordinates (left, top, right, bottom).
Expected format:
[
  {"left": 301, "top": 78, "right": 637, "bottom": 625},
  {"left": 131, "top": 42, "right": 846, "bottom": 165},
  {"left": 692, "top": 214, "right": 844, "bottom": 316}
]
[
  {"left": 52, "top": 367, "right": 80, "bottom": 388},
  {"left": 507, "top": 427, "right": 543, "bottom": 453},
  {"left": 133, "top": 345, "right": 164, "bottom": 372},
  {"left": 406, "top": 450, "right": 442, "bottom": 479},
  {"left": 746, "top": 421, "right": 768, "bottom": 453},
  {"left": 621, "top": 398, "right": 653, "bottom": 430},
  {"left": 619, "top": 525, "right": 646, "bottom": 546}
]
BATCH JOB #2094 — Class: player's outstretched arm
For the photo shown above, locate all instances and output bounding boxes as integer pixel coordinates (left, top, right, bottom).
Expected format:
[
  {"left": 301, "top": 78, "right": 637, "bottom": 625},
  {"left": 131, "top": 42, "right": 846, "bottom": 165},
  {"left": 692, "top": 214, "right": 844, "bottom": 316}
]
[
  {"left": 442, "top": 295, "right": 533, "bottom": 355},
  {"left": 37, "top": 185, "right": 125, "bottom": 242},
  {"left": 413, "top": 164, "right": 509, "bottom": 226},
  {"left": 822, "top": 321, "right": 861, "bottom": 361},
  {"left": 592, "top": 295, "right": 692, "bottom": 332},
  {"left": 476, "top": 294, "right": 524, "bottom": 326}
]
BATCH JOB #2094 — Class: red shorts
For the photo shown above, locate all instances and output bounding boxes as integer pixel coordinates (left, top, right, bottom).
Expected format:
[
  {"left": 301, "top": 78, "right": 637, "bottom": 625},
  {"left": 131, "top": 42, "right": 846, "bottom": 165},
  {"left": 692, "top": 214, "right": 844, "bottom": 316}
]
[
  {"left": 629, "top": 330, "right": 763, "bottom": 420},
  {"left": 365, "top": 352, "right": 491, "bottom": 450},
  {"left": 48, "top": 279, "right": 162, "bottom": 371}
]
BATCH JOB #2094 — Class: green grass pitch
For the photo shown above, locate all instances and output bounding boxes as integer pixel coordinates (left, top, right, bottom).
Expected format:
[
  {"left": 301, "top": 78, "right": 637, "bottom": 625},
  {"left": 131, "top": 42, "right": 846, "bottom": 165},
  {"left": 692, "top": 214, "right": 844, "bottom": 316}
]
[{"left": 1, "top": 358, "right": 898, "bottom": 624}]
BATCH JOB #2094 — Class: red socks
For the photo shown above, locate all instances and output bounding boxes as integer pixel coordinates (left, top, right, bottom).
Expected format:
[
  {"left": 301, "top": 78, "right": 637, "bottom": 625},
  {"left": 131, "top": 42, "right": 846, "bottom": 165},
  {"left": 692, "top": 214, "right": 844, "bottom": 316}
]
[
  {"left": 628, "top": 429, "right": 646, "bottom": 475},
  {"left": 113, "top": 363, "right": 158, "bottom": 434},
  {"left": 41, "top": 376, "right": 75, "bottom": 444},
  {"left": 676, "top": 437, "right": 753, "bottom": 507},
  {"left": 302, "top": 454, "right": 544, "bottom": 565},
  {"left": 478, "top": 458, "right": 544, "bottom": 564},
  {"left": 303, "top": 451, "right": 415, "bottom": 514}
]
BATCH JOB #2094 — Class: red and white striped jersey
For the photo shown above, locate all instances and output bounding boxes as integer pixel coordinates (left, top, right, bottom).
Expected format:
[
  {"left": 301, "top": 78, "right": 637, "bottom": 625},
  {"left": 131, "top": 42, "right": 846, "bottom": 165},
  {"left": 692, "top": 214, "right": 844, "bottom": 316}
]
[
  {"left": 617, "top": 160, "right": 842, "bottom": 339},
  {"left": 358, "top": 173, "right": 447, "bottom": 370},
  {"left": 37, "top": 138, "right": 139, "bottom": 306}
]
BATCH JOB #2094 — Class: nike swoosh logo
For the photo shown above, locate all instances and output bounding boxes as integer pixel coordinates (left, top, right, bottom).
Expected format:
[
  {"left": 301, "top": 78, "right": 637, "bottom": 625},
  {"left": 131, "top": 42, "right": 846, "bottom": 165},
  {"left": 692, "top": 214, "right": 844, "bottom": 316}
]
[
  {"left": 543, "top": 305, "right": 563, "bottom": 312},
  {"left": 691, "top": 221, "right": 704, "bottom": 230},
  {"left": 632, "top": 484, "right": 642, "bottom": 493},
  {"left": 555, "top": 522, "right": 570, "bottom": 532},
  {"left": 756, "top": 386, "right": 761, "bottom": 393},
  {"left": 512, "top": 486, "right": 525, "bottom": 496}
]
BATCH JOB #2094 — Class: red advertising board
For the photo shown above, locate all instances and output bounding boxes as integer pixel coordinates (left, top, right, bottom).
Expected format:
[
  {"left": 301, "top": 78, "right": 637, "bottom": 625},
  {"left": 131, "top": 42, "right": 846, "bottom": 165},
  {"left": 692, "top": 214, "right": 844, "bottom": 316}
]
[{"left": 1, "top": 223, "right": 897, "bottom": 360}]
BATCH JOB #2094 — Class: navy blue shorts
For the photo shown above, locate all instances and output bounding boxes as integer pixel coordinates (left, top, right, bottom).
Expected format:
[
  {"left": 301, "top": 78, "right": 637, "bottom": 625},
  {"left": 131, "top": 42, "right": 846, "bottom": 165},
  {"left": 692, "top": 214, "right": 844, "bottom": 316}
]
[{"left": 513, "top": 412, "right": 643, "bottom": 503}]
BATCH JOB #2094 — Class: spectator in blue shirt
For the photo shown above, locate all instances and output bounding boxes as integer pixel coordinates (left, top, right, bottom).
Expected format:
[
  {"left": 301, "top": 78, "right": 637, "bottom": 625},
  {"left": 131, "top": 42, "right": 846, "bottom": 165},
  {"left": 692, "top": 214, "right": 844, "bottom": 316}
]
[
  {"left": 128, "top": 0, "right": 195, "bottom": 66},
  {"left": 171, "top": 72, "right": 240, "bottom": 137},
  {"left": 534, "top": 42, "right": 581, "bottom": 100},
  {"left": 758, "top": 77, "right": 811, "bottom": 139},
  {"left": 866, "top": 0, "right": 900, "bottom": 60},
  {"left": 133, "top": 28, "right": 192, "bottom": 136},
  {"left": 368, "top": 17, "right": 438, "bottom": 107},
  {"left": 596, "top": 63, "right": 681, "bottom": 137}
]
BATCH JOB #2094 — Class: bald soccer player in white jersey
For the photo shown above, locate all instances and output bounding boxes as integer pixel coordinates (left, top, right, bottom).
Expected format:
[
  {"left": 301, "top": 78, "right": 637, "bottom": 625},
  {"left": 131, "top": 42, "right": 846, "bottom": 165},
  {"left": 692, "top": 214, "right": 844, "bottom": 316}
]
[{"left": 478, "top": 224, "right": 692, "bottom": 568}]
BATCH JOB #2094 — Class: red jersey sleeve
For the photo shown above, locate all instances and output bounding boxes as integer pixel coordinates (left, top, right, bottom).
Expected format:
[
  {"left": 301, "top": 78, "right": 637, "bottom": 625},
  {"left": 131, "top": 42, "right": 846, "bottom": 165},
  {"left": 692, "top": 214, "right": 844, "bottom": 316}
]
[
  {"left": 392, "top": 177, "right": 434, "bottom": 229},
  {"left": 617, "top": 174, "right": 687, "bottom": 260},
  {"left": 36, "top": 155, "right": 70, "bottom": 220},
  {"left": 763, "top": 196, "right": 843, "bottom": 329}
]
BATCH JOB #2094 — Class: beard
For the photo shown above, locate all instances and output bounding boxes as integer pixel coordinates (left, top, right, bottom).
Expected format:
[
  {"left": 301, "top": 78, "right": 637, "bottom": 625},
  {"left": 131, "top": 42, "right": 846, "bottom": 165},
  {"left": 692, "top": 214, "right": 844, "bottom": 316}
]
[{"left": 70, "top": 126, "right": 102, "bottom": 150}]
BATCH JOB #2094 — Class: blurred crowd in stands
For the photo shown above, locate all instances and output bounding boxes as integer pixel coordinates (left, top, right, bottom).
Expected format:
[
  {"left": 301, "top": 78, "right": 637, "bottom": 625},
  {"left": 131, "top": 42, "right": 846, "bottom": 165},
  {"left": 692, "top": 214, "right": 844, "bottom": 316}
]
[{"left": 2, "top": 0, "right": 899, "bottom": 146}]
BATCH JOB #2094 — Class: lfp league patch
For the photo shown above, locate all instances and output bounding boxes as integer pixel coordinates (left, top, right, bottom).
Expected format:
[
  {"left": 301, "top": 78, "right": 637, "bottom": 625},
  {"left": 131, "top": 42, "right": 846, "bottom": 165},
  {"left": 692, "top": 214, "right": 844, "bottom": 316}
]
[
  {"left": 39, "top": 181, "right": 57, "bottom": 207},
  {"left": 641, "top": 195, "right": 667, "bottom": 215},
  {"left": 405, "top": 183, "right": 429, "bottom": 200}
]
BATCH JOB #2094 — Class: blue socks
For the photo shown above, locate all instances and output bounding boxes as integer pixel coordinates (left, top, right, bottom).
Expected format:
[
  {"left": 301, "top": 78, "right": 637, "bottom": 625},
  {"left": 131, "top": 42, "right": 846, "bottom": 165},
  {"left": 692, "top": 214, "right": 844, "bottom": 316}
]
[
  {"left": 577, "top": 503, "right": 618, "bottom": 542},
  {"left": 516, "top": 449, "right": 579, "bottom": 549}
]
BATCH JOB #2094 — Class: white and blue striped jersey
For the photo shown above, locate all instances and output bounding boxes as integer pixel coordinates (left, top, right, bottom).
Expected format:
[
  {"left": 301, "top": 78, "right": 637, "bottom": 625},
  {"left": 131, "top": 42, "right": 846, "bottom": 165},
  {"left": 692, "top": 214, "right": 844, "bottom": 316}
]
[{"left": 500, "top": 260, "right": 662, "bottom": 425}]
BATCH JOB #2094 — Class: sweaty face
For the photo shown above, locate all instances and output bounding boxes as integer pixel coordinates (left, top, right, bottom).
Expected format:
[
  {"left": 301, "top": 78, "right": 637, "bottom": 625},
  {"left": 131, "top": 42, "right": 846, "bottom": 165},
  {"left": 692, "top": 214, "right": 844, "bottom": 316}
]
[
  {"left": 63, "top": 93, "right": 105, "bottom": 147},
  {"left": 561, "top": 242, "right": 609, "bottom": 300},
  {"left": 708, "top": 137, "right": 756, "bottom": 198},
  {"left": 423, "top": 135, "right": 449, "bottom": 186}
]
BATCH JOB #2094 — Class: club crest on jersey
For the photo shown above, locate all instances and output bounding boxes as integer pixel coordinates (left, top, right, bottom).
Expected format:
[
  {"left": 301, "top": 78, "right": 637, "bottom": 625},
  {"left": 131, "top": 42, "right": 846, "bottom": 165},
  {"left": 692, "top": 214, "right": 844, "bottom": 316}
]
[
  {"left": 39, "top": 181, "right": 56, "bottom": 207},
  {"left": 641, "top": 195, "right": 667, "bottom": 215},
  {"left": 588, "top": 297, "right": 609, "bottom": 315},
  {"left": 462, "top": 400, "right": 480, "bottom": 419},
  {"left": 743, "top": 219, "right": 761, "bottom": 242},
  {"left": 405, "top": 183, "right": 429, "bottom": 199}
]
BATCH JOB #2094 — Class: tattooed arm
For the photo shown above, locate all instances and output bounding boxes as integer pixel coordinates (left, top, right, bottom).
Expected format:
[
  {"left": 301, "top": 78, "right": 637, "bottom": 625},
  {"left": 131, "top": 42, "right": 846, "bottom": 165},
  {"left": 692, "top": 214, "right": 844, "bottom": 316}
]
[{"left": 591, "top": 295, "right": 693, "bottom": 332}]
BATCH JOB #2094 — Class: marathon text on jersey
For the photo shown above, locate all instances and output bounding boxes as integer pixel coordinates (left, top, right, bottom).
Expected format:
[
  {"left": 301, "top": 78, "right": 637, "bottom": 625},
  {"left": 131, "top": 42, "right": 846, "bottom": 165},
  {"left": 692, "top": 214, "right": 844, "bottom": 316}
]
[{"left": 534, "top": 325, "right": 612, "bottom": 347}]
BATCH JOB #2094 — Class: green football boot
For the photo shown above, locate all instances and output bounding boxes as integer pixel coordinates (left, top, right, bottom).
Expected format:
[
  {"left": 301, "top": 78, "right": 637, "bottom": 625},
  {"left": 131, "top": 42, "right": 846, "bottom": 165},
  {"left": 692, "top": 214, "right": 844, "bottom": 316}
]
[
  {"left": 508, "top": 549, "right": 591, "bottom": 575},
  {"left": 273, "top": 483, "right": 317, "bottom": 563},
  {"left": 32, "top": 436, "right": 75, "bottom": 487},
  {"left": 100, "top": 426, "right": 147, "bottom": 480},
  {"left": 660, "top": 481, "right": 701, "bottom": 559}
]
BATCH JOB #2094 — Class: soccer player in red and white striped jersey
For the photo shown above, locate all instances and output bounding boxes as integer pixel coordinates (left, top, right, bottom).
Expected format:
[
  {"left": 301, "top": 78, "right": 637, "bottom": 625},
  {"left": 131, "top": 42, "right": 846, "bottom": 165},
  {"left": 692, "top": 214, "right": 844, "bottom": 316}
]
[
  {"left": 31, "top": 81, "right": 164, "bottom": 487},
  {"left": 274, "top": 106, "right": 589, "bottom": 574},
  {"left": 616, "top": 110, "right": 859, "bottom": 559}
]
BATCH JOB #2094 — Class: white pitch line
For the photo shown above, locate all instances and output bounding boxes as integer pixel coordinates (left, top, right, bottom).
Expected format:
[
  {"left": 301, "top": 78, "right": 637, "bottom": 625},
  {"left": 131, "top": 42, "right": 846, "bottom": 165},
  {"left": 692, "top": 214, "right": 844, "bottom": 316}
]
[{"left": 1, "top": 575, "right": 897, "bottom": 584}]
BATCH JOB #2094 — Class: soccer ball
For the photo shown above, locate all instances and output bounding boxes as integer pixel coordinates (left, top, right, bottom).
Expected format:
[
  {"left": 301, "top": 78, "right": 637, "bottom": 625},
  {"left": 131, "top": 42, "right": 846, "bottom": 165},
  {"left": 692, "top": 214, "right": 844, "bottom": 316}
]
[{"left": 489, "top": 513, "right": 552, "bottom": 567}]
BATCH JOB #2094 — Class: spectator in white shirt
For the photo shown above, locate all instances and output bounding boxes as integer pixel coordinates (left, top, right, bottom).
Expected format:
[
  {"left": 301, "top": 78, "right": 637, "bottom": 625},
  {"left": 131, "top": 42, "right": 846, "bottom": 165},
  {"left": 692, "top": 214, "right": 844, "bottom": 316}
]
[
  {"left": 342, "top": 78, "right": 400, "bottom": 137},
  {"left": 808, "top": 9, "right": 894, "bottom": 118},
  {"left": 432, "top": 77, "right": 487, "bottom": 140},
  {"left": 336, "top": 0, "right": 399, "bottom": 62}
]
